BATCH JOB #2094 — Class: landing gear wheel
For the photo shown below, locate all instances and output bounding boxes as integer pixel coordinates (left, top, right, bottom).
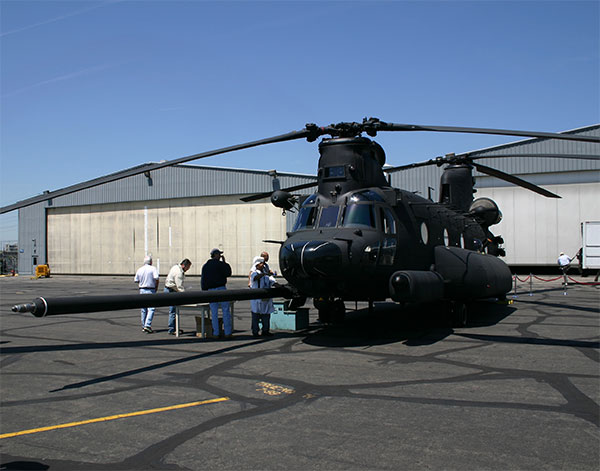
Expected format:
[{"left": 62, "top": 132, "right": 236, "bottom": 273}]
[
  {"left": 314, "top": 298, "right": 331, "bottom": 324},
  {"left": 449, "top": 301, "right": 468, "bottom": 327},
  {"left": 318, "top": 307, "right": 332, "bottom": 324},
  {"left": 314, "top": 298, "right": 345, "bottom": 324},
  {"left": 331, "top": 299, "right": 346, "bottom": 324}
]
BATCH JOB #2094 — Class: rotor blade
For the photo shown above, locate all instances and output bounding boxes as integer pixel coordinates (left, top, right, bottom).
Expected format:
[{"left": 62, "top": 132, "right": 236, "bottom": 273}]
[
  {"left": 240, "top": 181, "right": 318, "bottom": 202},
  {"left": 383, "top": 153, "right": 600, "bottom": 174},
  {"left": 0, "top": 129, "right": 311, "bottom": 214},
  {"left": 380, "top": 122, "right": 600, "bottom": 143},
  {"left": 465, "top": 153, "right": 600, "bottom": 161},
  {"left": 473, "top": 162, "right": 561, "bottom": 198},
  {"left": 383, "top": 160, "right": 440, "bottom": 173}
]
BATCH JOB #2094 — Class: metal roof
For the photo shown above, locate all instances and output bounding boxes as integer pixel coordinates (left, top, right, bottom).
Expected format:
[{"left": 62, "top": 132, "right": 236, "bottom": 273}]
[{"left": 37, "top": 165, "right": 317, "bottom": 209}]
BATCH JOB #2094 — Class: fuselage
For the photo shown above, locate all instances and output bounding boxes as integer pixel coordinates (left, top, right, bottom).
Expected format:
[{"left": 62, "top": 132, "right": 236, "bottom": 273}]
[{"left": 279, "top": 186, "right": 489, "bottom": 301}]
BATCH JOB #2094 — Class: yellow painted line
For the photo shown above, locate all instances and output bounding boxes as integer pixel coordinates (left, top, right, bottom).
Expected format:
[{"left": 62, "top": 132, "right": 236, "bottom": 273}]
[{"left": 0, "top": 397, "right": 229, "bottom": 439}]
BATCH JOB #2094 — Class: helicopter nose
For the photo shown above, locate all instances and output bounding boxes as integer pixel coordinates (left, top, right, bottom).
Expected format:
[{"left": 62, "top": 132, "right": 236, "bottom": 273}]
[{"left": 281, "top": 241, "right": 342, "bottom": 279}]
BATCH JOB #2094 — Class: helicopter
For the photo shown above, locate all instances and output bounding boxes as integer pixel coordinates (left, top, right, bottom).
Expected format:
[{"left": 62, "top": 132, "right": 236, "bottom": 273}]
[{"left": 10, "top": 118, "right": 600, "bottom": 327}]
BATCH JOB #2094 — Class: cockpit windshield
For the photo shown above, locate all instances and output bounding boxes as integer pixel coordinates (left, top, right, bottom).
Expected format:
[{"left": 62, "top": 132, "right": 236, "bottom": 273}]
[
  {"left": 318, "top": 206, "right": 340, "bottom": 228},
  {"left": 342, "top": 204, "right": 375, "bottom": 228}
]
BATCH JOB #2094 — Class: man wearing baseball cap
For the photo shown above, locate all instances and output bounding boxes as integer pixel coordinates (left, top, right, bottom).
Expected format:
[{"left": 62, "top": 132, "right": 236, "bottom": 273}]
[{"left": 201, "top": 248, "right": 233, "bottom": 338}]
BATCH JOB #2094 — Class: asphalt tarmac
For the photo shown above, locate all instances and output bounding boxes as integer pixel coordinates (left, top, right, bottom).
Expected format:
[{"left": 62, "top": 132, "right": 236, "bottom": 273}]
[{"left": 0, "top": 274, "right": 598, "bottom": 471}]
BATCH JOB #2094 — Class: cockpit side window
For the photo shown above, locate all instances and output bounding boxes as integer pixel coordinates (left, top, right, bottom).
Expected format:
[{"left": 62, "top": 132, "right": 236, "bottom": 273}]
[
  {"left": 293, "top": 206, "right": 317, "bottom": 231},
  {"left": 342, "top": 204, "right": 375, "bottom": 228}
]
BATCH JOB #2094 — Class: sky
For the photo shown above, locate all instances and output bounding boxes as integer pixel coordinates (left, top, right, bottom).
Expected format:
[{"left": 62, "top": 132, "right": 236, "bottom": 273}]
[{"left": 1, "top": 0, "right": 598, "bottom": 244}]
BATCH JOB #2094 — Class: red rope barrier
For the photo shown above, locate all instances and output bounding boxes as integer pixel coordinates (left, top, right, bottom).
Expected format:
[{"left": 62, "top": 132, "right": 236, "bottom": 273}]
[
  {"left": 512, "top": 274, "right": 599, "bottom": 285},
  {"left": 532, "top": 275, "right": 563, "bottom": 282},
  {"left": 567, "top": 276, "right": 600, "bottom": 286}
]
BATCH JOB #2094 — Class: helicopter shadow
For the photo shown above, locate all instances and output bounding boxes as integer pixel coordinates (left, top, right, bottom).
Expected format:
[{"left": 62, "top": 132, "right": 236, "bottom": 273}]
[{"left": 302, "top": 300, "right": 515, "bottom": 349}]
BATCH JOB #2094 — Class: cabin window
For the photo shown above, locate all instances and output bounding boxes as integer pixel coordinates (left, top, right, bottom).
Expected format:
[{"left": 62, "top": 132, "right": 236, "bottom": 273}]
[
  {"left": 420, "top": 222, "right": 429, "bottom": 244},
  {"left": 380, "top": 207, "right": 396, "bottom": 234},
  {"left": 342, "top": 204, "right": 375, "bottom": 228},
  {"left": 318, "top": 206, "right": 340, "bottom": 228},
  {"left": 293, "top": 206, "right": 317, "bottom": 231}
]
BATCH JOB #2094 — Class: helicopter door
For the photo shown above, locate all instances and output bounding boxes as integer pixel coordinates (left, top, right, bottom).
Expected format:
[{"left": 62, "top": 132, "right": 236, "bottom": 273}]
[{"left": 378, "top": 207, "right": 397, "bottom": 266}]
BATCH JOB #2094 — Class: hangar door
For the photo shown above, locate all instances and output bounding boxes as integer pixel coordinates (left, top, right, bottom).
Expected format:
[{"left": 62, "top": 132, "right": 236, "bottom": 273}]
[{"left": 47, "top": 196, "right": 286, "bottom": 276}]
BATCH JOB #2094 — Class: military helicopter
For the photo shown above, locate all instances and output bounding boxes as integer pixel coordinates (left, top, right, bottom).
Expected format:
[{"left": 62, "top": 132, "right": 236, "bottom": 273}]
[{"left": 10, "top": 118, "right": 600, "bottom": 326}]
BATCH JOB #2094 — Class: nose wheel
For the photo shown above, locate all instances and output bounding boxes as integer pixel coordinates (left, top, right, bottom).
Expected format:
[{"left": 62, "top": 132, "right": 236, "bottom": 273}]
[
  {"left": 448, "top": 301, "right": 468, "bottom": 327},
  {"left": 314, "top": 298, "right": 346, "bottom": 324}
]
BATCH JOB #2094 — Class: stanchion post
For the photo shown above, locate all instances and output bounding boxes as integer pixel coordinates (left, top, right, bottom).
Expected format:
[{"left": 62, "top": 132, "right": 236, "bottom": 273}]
[
  {"left": 512, "top": 274, "right": 517, "bottom": 298},
  {"left": 529, "top": 273, "right": 533, "bottom": 296}
]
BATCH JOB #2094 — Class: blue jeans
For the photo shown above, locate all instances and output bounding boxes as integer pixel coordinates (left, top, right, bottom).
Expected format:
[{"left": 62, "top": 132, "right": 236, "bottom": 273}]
[
  {"left": 209, "top": 286, "right": 232, "bottom": 336},
  {"left": 139, "top": 288, "right": 156, "bottom": 328},
  {"left": 164, "top": 287, "right": 177, "bottom": 331}
]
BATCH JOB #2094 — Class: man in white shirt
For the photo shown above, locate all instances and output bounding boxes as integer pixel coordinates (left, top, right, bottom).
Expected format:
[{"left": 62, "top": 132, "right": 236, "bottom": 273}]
[
  {"left": 134, "top": 255, "right": 159, "bottom": 333},
  {"left": 164, "top": 258, "right": 192, "bottom": 335},
  {"left": 250, "top": 257, "right": 275, "bottom": 337},
  {"left": 557, "top": 252, "right": 572, "bottom": 286}
]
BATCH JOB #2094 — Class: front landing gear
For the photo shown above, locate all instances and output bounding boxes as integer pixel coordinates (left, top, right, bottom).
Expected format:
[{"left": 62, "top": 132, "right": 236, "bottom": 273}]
[
  {"left": 314, "top": 298, "right": 346, "bottom": 324},
  {"left": 448, "top": 301, "right": 468, "bottom": 327}
]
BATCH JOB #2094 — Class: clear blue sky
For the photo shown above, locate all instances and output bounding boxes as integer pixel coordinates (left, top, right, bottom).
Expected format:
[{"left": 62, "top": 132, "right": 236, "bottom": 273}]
[{"left": 1, "top": 0, "right": 598, "bottom": 244}]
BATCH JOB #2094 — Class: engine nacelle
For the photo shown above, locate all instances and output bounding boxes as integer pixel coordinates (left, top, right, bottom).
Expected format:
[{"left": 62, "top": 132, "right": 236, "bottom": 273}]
[
  {"left": 389, "top": 270, "right": 445, "bottom": 303},
  {"left": 434, "top": 246, "right": 512, "bottom": 299}
]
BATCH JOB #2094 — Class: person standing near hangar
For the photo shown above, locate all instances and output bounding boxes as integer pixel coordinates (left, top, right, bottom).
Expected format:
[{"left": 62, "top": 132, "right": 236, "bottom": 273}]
[
  {"left": 134, "top": 255, "right": 159, "bottom": 333},
  {"left": 249, "top": 256, "right": 275, "bottom": 338},
  {"left": 201, "top": 248, "right": 232, "bottom": 339},
  {"left": 164, "top": 258, "right": 192, "bottom": 335}
]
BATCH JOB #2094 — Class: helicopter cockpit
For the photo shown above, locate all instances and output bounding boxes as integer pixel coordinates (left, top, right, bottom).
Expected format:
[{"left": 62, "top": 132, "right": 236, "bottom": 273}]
[{"left": 292, "top": 189, "right": 392, "bottom": 232}]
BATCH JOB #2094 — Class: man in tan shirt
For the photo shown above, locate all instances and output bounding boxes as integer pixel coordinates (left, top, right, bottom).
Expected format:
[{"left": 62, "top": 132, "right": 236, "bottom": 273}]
[{"left": 164, "top": 258, "right": 192, "bottom": 334}]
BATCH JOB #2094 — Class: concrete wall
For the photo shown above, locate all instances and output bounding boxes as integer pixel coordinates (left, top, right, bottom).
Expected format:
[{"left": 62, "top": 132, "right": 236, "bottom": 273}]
[
  {"left": 476, "top": 181, "right": 600, "bottom": 266},
  {"left": 47, "top": 196, "right": 286, "bottom": 276}
]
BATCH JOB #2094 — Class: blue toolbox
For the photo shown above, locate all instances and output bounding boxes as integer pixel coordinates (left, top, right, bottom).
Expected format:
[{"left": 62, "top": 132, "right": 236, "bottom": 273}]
[{"left": 271, "top": 301, "right": 309, "bottom": 331}]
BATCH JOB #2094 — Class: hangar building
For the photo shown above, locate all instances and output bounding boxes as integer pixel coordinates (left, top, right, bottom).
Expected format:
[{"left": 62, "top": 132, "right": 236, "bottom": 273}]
[{"left": 15, "top": 124, "right": 600, "bottom": 275}]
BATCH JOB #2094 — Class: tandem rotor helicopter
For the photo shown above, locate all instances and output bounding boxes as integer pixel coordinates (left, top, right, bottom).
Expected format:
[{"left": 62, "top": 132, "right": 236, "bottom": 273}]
[{"left": 9, "top": 118, "right": 600, "bottom": 326}]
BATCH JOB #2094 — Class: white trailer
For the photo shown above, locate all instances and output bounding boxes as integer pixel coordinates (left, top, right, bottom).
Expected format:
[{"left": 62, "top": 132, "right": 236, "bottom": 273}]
[{"left": 581, "top": 221, "right": 600, "bottom": 270}]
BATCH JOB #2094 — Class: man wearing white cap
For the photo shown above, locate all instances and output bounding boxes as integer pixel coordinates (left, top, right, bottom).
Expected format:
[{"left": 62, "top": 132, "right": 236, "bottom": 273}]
[
  {"left": 250, "top": 256, "right": 275, "bottom": 337},
  {"left": 201, "top": 248, "right": 233, "bottom": 338},
  {"left": 134, "top": 255, "right": 159, "bottom": 333}
]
